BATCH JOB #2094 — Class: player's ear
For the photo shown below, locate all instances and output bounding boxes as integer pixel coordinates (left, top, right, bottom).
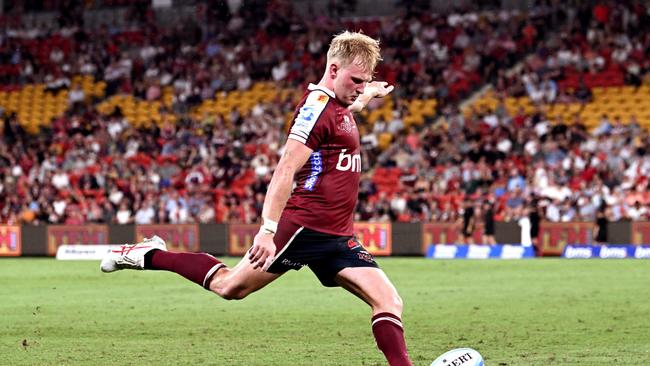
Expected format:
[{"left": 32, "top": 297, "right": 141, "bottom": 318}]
[{"left": 329, "top": 63, "right": 338, "bottom": 79}]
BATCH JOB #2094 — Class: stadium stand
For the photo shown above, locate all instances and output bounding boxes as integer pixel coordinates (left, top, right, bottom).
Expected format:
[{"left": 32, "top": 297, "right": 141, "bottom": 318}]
[{"left": 0, "top": 1, "right": 649, "bottom": 227}]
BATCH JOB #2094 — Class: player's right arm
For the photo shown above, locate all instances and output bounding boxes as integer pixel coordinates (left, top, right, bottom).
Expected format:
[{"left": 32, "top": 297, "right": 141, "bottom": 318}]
[
  {"left": 261, "top": 139, "right": 313, "bottom": 225},
  {"left": 249, "top": 88, "right": 329, "bottom": 270},
  {"left": 249, "top": 139, "right": 313, "bottom": 270}
]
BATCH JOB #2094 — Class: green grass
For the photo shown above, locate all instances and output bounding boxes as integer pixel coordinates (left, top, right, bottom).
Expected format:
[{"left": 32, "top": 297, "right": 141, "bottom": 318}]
[{"left": 1, "top": 258, "right": 649, "bottom": 365}]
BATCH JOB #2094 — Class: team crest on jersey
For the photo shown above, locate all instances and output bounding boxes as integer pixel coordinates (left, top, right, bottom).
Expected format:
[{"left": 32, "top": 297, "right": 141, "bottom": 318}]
[
  {"left": 317, "top": 94, "right": 328, "bottom": 103},
  {"left": 338, "top": 115, "right": 355, "bottom": 134}
]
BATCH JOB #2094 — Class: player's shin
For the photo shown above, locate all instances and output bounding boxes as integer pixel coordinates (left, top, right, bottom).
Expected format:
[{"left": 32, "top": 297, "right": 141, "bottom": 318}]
[
  {"left": 144, "top": 250, "right": 226, "bottom": 289},
  {"left": 371, "top": 312, "right": 413, "bottom": 366}
]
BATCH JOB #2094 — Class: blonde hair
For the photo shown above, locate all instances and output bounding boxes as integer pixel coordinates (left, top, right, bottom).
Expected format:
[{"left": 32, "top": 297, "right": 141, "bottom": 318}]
[{"left": 327, "top": 31, "right": 382, "bottom": 72}]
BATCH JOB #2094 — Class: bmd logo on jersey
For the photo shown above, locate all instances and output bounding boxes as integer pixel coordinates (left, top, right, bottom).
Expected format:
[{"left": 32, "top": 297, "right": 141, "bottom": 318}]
[{"left": 336, "top": 149, "right": 361, "bottom": 172}]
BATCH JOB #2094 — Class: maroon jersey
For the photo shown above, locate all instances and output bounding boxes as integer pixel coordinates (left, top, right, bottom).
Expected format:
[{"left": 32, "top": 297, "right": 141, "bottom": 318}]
[{"left": 282, "top": 84, "right": 361, "bottom": 236}]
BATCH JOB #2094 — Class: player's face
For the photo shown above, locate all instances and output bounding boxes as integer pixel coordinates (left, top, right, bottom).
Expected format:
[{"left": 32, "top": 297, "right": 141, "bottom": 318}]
[{"left": 333, "top": 61, "right": 372, "bottom": 106}]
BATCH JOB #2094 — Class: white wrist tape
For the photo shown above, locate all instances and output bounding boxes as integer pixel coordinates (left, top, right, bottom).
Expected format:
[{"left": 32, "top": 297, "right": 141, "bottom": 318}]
[{"left": 260, "top": 217, "right": 278, "bottom": 235}]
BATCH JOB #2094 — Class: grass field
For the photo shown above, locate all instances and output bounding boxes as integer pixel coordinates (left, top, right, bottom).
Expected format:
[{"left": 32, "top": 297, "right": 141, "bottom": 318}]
[{"left": 1, "top": 257, "right": 649, "bottom": 365}]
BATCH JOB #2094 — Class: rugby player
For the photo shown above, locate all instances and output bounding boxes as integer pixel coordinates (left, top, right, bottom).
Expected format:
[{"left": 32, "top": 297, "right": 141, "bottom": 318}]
[{"left": 101, "top": 31, "right": 412, "bottom": 366}]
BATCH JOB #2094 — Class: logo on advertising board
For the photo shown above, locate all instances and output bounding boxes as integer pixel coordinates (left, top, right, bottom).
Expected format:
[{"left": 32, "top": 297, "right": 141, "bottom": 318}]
[
  {"left": 467, "top": 244, "right": 490, "bottom": 259},
  {"left": 0, "top": 225, "right": 21, "bottom": 256},
  {"left": 353, "top": 222, "right": 392, "bottom": 256},
  {"left": 422, "top": 223, "right": 485, "bottom": 254},
  {"left": 56, "top": 244, "right": 121, "bottom": 260},
  {"left": 563, "top": 245, "right": 650, "bottom": 259},
  {"left": 563, "top": 245, "right": 594, "bottom": 258},
  {"left": 539, "top": 222, "right": 593, "bottom": 256},
  {"left": 228, "top": 224, "right": 258, "bottom": 256},
  {"left": 501, "top": 245, "right": 526, "bottom": 259},
  {"left": 598, "top": 246, "right": 628, "bottom": 258},
  {"left": 634, "top": 246, "right": 650, "bottom": 258},
  {"left": 47, "top": 225, "right": 108, "bottom": 256},
  {"left": 427, "top": 244, "right": 534, "bottom": 259},
  {"left": 427, "top": 244, "right": 458, "bottom": 259},
  {"left": 136, "top": 224, "right": 199, "bottom": 252},
  {"left": 227, "top": 223, "right": 392, "bottom": 257},
  {"left": 632, "top": 222, "right": 650, "bottom": 245}
]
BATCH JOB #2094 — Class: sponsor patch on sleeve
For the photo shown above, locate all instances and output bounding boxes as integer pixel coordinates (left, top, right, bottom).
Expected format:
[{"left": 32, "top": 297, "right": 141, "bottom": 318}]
[
  {"left": 317, "top": 94, "right": 328, "bottom": 103},
  {"left": 289, "top": 91, "right": 329, "bottom": 144}
]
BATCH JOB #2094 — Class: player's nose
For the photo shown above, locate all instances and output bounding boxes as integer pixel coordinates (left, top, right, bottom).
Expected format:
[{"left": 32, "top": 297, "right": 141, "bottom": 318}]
[{"left": 356, "top": 83, "right": 366, "bottom": 94}]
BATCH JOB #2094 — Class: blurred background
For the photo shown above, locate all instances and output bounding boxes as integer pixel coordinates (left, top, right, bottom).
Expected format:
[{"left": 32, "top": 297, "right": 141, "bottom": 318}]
[{"left": 1, "top": 0, "right": 649, "bottom": 256}]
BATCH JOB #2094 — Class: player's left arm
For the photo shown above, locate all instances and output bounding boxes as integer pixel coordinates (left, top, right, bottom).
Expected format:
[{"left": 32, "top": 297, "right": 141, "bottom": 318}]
[{"left": 348, "top": 81, "right": 395, "bottom": 113}]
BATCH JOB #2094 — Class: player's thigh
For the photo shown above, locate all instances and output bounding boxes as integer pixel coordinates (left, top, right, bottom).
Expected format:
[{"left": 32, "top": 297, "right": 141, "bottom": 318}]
[
  {"left": 209, "top": 256, "right": 282, "bottom": 298},
  {"left": 335, "top": 266, "right": 403, "bottom": 316}
]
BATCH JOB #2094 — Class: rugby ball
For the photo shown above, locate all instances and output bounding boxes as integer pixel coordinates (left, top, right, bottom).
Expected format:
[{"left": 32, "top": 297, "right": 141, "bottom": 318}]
[{"left": 430, "top": 348, "right": 484, "bottom": 366}]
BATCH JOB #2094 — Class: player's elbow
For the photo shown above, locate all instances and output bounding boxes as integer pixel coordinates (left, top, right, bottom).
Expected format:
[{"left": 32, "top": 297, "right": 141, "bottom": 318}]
[
  {"left": 271, "top": 165, "right": 297, "bottom": 190},
  {"left": 274, "top": 164, "right": 295, "bottom": 180}
]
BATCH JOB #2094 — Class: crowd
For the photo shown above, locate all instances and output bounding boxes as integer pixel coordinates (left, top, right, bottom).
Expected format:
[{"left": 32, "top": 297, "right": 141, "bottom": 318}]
[
  {"left": 0, "top": 1, "right": 558, "bottom": 103},
  {"left": 1, "top": 1, "right": 649, "bottom": 227},
  {"left": 495, "top": 2, "right": 650, "bottom": 103},
  {"left": 358, "top": 103, "right": 650, "bottom": 225}
]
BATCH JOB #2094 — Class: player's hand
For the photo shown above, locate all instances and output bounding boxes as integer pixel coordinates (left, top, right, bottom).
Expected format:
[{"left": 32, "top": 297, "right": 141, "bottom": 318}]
[
  {"left": 349, "top": 81, "right": 395, "bottom": 112},
  {"left": 364, "top": 81, "right": 394, "bottom": 98},
  {"left": 249, "top": 231, "right": 276, "bottom": 271}
]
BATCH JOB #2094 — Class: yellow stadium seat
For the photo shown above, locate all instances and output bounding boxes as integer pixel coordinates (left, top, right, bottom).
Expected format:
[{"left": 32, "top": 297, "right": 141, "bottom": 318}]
[{"left": 378, "top": 132, "right": 393, "bottom": 150}]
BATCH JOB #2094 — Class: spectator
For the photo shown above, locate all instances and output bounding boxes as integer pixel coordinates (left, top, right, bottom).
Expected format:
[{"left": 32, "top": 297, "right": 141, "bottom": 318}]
[
  {"left": 529, "top": 202, "right": 542, "bottom": 253},
  {"left": 518, "top": 206, "right": 532, "bottom": 248},
  {"left": 68, "top": 84, "right": 85, "bottom": 110},
  {"left": 593, "top": 203, "right": 609, "bottom": 244},
  {"left": 460, "top": 199, "right": 476, "bottom": 244},
  {"left": 481, "top": 200, "right": 496, "bottom": 245},
  {"left": 134, "top": 200, "right": 156, "bottom": 224},
  {"left": 115, "top": 201, "right": 134, "bottom": 224}
]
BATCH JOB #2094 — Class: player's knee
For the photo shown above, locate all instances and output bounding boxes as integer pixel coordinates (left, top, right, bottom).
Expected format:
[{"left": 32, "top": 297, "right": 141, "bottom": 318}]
[
  {"left": 216, "top": 284, "right": 249, "bottom": 300},
  {"left": 374, "top": 292, "right": 403, "bottom": 316},
  {"left": 391, "top": 293, "right": 404, "bottom": 315},
  {"left": 207, "top": 269, "right": 248, "bottom": 300}
]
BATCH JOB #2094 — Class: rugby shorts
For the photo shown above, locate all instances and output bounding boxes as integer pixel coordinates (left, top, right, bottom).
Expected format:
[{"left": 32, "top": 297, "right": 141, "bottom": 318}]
[{"left": 266, "top": 218, "right": 379, "bottom": 287}]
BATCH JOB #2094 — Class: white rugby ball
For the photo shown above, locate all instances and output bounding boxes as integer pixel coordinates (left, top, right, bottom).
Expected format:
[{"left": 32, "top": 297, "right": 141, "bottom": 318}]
[{"left": 430, "top": 348, "right": 484, "bottom": 366}]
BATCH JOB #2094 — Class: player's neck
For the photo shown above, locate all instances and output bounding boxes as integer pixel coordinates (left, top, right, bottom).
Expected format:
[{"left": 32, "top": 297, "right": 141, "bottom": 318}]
[{"left": 316, "top": 74, "right": 335, "bottom": 96}]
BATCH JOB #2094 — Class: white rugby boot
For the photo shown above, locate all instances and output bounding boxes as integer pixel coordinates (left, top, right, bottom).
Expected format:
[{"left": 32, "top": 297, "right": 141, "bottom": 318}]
[{"left": 100, "top": 236, "right": 167, "bottom": 273}]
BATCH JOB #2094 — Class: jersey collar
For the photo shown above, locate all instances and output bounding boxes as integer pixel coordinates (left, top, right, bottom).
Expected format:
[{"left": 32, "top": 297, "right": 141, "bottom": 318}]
[{"left": 308, "top": 83, "right": 335, "bottom": 98}]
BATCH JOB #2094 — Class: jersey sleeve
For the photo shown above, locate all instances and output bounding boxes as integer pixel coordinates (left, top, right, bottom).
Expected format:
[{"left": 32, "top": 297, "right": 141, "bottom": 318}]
[{"left": 288, "top": 91, "right": 330, "bottom": 150}]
